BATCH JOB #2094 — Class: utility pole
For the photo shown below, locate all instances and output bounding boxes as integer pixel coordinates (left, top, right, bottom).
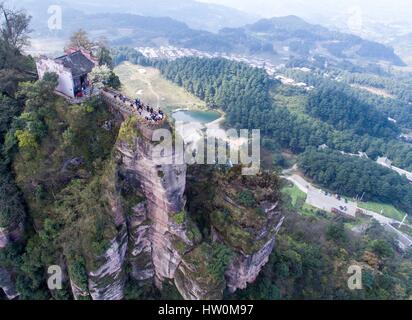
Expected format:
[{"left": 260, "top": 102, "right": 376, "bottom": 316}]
[
  {"left": 359, "top": 192, "right": 365, "bottom": 202},
  {"left": 399, "top": 214, "right": 408, "bottom": 229}
]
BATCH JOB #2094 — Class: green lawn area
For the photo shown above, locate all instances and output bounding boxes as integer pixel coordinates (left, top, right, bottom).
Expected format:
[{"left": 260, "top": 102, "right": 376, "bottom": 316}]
[
  {"left": 345, "top": 217, "right": 370, "bottom": 230},
  {"left": 282, "top": 184, "right": 329, "bottom": 219},
  {"left": 300, "top": 203, "right": 321, "bottom": 217},
  {"left": 282, "top": 184, "right": 307, "bottom": 208},
  {"left": 114, "top": 62, "right": 207, "bottom": 113},
  {"left": 282, "top": 183, "right": 366, "bottom": 223},
  {"left": 358, "top": 201, "right": 406, "bottom": 222}
]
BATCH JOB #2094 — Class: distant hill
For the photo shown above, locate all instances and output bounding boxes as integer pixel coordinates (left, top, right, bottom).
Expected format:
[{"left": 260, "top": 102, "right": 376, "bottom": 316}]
[
  {"left": 225, "top": 15, "right": 406, "bottom": 67},
  {"left": 390, "top": 32, "right": 412, "bottom": 66},
  {"left": 26, "top": 7, "right": 275, "bottom": 55},
  {"left": 16, "top": 0, "right": 405, "bottom": 68},
  {"left": 12, "top": 0, "right": 258, "bottom": 33}
]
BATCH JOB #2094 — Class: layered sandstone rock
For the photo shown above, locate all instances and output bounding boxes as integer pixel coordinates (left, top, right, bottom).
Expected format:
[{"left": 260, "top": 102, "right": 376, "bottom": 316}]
[
  {"left": 65, "top": 115, "right": 285, "bottom": 301},
  {"left": 88, "top": 226, "right": 128, "bottom": 300},
  {"left": 0, "top": 223, "right": 24, "bottom": 299},
  {"left": 174, "top": 243, "right": 226, "bottom": 300},
  {"left": 115, "top": 126, "right": 192, "bottom": 285},
  {"left": 224, "top": 215, "right": 284, "bottom": 292},
  {"left": 209, "top": 171, "right": 285, "bottom": 293},
  {"left": 128, "top": 202, "right": 154, "bottom": 281},
  {"left": 0, "top": 266, "right": 18, "bottom": 300}
]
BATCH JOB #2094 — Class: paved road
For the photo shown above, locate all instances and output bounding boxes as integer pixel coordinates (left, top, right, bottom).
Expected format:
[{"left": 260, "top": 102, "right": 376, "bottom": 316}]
[
  {"left": 284, "top": 174, "right": 309, "bottom": 193},
  {"left": 307, "top": 188, "right": 357, "bottom": 218},
  {"left": 377, "top": 157, "right": 412, "bottom": 182},
  {"left": 283, "top": 171, "right": 412, "bottom": 249},
  {"left": 284, "top": 174, "right": 357, "bottom": 218},
  {"left": 384, "top": 224, "right": 412, "bottom": 250},
  {"left": 357, "top": 207, "right": 397, "bottom": 225}
]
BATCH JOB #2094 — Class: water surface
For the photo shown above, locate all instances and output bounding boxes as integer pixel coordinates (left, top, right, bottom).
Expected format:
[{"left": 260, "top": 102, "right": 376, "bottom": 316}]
[{"left": 172, "top": 110, "right": 221, "bottom": 124}]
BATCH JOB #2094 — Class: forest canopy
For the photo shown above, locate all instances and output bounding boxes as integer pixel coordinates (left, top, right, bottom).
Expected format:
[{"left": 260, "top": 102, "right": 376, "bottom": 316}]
[{"left": 298, "top": 148, "right": 412, "bottom": 214}]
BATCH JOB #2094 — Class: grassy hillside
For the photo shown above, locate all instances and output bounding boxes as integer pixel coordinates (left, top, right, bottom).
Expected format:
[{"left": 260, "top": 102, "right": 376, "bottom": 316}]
[
  {"left": 358, "top": 202, "right": 406, "bottom": 222},
  {"left": 114, "top": 62, "right": 206, "bottom": 112}
]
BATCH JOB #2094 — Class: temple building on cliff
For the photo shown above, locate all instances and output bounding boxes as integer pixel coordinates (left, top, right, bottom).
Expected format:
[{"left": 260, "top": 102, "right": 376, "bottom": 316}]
[{"left": 36, "top": 48, "right": 97, "bottom": 99}]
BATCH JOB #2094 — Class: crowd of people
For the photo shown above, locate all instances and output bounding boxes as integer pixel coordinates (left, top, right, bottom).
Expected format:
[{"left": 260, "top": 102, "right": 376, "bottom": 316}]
[
  {"left": 110, "top": 91, "right": 165, "bottom": 124},
  {"left": 134, "top": 98, "right": 165, "bottom": 123}
]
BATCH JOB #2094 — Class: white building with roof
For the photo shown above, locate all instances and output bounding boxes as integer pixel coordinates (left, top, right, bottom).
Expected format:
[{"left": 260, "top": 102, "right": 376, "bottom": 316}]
[{"left": 36, "top": 50, "right": 97, "bottom": 98}]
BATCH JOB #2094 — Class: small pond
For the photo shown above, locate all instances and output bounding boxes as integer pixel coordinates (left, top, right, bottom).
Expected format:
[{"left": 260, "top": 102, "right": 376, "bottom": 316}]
[{"left": 172, "top": 110, "right": 221, "bottom": 124}]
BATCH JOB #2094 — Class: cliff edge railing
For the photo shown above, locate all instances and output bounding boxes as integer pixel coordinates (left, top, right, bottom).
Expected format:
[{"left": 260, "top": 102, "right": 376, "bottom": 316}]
[{"left": 100, "top": 87, "right": 168, "bottom": 140}]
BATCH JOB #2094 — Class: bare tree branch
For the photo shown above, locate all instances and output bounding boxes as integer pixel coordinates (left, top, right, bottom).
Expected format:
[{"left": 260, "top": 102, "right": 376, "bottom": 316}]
[{"left": 0, "top": 2, "right": 32, "bottom": 50}]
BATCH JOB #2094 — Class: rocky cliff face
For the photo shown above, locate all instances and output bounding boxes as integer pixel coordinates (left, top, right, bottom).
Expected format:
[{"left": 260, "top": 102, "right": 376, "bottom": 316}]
[
  {"left": 85, "top": 170, "right": 130, "bottom": 301},
  {"left": 187, "top": 166, "right": 285, "bottom": 295},
  {"left": 174, "top": 243, "right": 227, "bottom": 300},
  {"left": 63, "top": 115, "right": 285, "bottom": 301},
  {"left": 223, "top": 222, "right": 283, "bottom": 293},
  {"left": 115, "top": 120, "right": 193, "bottom": 286},
  {"left": 0, "top": 266, "right": 19, "bottom": 300},
  {"left": 68, "top": 164, "right": 129, "bottom": 301},
  {"left": 127, "top": 201, "right": 154, "bottom": 281},
  {"left": 212, "top": 196, "right": 284, "bottom": 293},
  {"left": 56, "top": 148, "right": 133, "bottom": 301},
  {"left": 0, "top": 222, "right": 24, "bottom": 299},
  {"left": 88, "top": 225, "right": 128, "bottom": 300},
  {"left": 66, "top": 115, "right": 197, "bottom": 300}
]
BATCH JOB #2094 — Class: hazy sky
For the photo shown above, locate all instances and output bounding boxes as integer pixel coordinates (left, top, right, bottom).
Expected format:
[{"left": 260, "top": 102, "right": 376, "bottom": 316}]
[{"left": 198, "top": 0, "right": 412, "bottom": 23}]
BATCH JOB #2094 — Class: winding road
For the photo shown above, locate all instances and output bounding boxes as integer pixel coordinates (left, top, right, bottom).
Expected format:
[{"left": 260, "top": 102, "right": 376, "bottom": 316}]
[{"left": 282, "top": 169, "right": 412, "bottom": 250}]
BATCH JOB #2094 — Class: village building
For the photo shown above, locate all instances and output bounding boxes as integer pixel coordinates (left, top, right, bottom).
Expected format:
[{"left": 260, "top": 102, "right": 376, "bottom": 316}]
[{"left": 36, "top": 49, "right": 97, "bottom": 99}]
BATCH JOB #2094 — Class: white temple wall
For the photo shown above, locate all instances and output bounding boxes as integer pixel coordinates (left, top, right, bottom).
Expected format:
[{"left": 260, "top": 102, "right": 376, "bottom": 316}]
[{"left": 36, "top": 58, "right": 75, "bottom": 98}]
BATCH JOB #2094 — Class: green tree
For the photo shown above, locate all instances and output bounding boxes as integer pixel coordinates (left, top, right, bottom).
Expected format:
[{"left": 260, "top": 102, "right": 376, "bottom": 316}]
[
  {"left": 14, "top": 129, "right": 37, "bottom": 149},
  {"left": 0, "top": 4, "right": 34, "bottom": 96},
  {"left": 89, "top": 65, "right": 112, "bottom": 95}
]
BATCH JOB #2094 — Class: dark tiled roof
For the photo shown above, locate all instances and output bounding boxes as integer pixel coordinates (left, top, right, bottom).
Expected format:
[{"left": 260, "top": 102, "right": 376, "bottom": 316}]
[{"left": 55, "top": 51, "right": 95, "bottom": 78}]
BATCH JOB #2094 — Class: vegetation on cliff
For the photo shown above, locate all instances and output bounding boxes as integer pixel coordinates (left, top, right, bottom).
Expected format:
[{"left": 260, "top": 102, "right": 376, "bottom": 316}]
[
  {"left": 0, "top": 69, "right": 122, "bottom": 298},
  {"left": 175, "top": 242, "right": 233, "bottom": 299},
  {"left": 118, "top": 115, "right": 141, "bottom": 146},
  {"left": 230, "top": 212, "right": 412, "bottom": 300},
  {"left": 2, "top": 3, "right": 412, "bottom": 300}
]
